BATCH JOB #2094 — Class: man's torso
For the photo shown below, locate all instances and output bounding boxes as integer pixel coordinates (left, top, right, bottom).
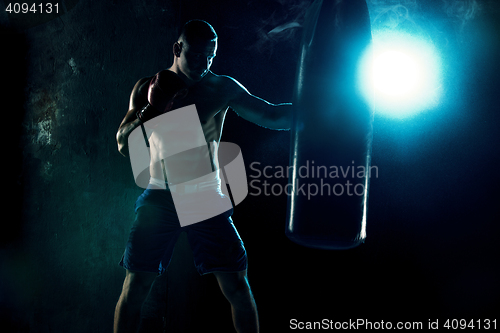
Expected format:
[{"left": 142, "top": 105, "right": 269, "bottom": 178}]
[{"left": 139, "top": 71, "right": 233, "bottom": 185}]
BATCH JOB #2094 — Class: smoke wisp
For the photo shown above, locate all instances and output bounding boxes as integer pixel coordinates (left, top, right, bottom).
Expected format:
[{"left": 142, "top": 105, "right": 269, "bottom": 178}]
[{"left": 250, "top": 0, "right": 483, "bottom": 54}]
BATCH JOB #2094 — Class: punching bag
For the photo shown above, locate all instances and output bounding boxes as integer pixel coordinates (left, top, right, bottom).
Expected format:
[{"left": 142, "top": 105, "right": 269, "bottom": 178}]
[{"left": 286, "top": 0, "right": 373, "bottom": 250}]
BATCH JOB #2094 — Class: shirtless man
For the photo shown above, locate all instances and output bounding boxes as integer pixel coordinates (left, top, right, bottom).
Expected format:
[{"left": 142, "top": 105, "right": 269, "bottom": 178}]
[{"left": 114, "top": 20, "right": 291, "bottom": 333}]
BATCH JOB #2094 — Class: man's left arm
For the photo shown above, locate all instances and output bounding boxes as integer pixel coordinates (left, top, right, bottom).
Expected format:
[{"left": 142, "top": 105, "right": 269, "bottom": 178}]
[{"left": 225, "top": 76, "right": 292, "bottom": 130}]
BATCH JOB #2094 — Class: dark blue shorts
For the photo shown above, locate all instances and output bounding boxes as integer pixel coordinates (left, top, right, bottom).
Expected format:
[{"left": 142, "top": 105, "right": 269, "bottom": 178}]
[{"left": 119, "top": 188, "right": 247, "bottom": 275}]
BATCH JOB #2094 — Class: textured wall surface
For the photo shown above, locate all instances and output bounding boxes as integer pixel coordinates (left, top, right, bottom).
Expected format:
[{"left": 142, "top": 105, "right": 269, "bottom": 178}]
[{"left": 2, "top": 1, "right": 182, "bottom": 331}]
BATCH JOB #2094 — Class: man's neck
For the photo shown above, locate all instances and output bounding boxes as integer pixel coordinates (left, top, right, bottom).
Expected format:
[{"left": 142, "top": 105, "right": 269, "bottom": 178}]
[{"left": 168, "top": 64, "right": 198, "bottom": 87}]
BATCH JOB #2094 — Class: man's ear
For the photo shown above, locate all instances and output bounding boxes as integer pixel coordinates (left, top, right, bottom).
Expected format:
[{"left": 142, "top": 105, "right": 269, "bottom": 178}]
[{"left": 173, "top": 42, "right": 182, "bottom": 57}]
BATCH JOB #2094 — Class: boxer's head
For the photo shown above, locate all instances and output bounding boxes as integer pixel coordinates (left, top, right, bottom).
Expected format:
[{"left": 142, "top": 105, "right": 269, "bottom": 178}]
[{"left": 173, "top": 20, "right": 218, "bottom": 82}]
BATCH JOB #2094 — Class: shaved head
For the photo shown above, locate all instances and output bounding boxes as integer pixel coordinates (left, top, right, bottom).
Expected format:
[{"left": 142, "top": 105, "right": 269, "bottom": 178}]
[{"left": 178, "top": 19, "right": 218, "bottom": 45}]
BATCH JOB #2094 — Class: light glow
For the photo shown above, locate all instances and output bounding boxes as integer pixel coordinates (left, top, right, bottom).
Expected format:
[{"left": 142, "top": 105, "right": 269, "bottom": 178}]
[{"left": 359, "top": 31, "right": 442, "bottom": 118}]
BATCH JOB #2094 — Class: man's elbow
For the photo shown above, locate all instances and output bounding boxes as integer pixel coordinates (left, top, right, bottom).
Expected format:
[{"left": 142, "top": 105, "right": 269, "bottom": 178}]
[
  {"left": 117, "top": 144, "right": 129, "bottom": 157},
  {"left": 116, "top": 131, "right": 129, "bottom": 157}
]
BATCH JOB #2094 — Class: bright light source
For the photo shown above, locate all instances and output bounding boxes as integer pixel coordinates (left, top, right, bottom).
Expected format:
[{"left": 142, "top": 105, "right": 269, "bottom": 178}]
[
  {"left": 372, "top": 50, "right": 421, "bottom": 97},
  {"left": 358, "top": 31, "right": 442, "bottom": 118}
]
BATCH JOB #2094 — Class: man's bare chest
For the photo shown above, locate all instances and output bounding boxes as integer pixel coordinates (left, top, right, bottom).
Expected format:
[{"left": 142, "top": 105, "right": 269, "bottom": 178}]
[
  {"left": 171, "top": 85, "right": 228, "bottom": 121},
  {"left": 167, "top": 98, "right": 226, "bottom": 143}
]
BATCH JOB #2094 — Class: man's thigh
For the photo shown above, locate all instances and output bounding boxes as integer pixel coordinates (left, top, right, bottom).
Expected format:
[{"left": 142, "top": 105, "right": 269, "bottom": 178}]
[{"left": 121, "top": 205, "right": 181, "bottom": 273}]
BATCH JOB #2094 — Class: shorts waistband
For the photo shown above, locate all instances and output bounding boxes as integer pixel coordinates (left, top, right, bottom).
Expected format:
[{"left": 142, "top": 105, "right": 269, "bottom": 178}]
[{"left": 148, "top": 177, "right": 221, "bottom": 194}]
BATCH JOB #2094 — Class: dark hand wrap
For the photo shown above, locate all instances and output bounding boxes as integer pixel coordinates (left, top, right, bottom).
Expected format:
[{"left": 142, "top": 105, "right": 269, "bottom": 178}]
[{"left": 136, "top": 102, "right": 162, "bottom": 124}]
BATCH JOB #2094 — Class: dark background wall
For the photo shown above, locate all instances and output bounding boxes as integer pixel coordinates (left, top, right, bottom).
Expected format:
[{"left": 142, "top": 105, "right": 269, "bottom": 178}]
[{"left": 1, "top": 0, "right": 499, "bottom": 332}]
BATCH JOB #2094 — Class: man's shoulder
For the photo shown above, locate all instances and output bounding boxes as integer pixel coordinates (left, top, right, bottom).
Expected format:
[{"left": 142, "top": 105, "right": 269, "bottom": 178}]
[
  {"left": 138, "top": 76, "right": 153, "bottom": 88},
  {"left": 205, "top": 72, "right": 244, "bottom": 96},
  {"left": 206, "top": 71, "right": 234, "bottom": 84},
  {"left": 131, "top": 76, "right": 153, "bottom": 97}
]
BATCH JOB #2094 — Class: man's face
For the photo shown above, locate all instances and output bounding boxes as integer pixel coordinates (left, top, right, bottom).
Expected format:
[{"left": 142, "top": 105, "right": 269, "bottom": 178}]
[{"left": 177, "top": 40, "right": 217, "bottom": 82}]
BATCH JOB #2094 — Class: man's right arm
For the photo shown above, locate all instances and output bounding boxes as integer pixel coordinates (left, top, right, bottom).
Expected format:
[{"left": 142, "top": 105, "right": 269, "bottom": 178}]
[{"left": 116, "top": 78, "right": 150, "bottom": 157}]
